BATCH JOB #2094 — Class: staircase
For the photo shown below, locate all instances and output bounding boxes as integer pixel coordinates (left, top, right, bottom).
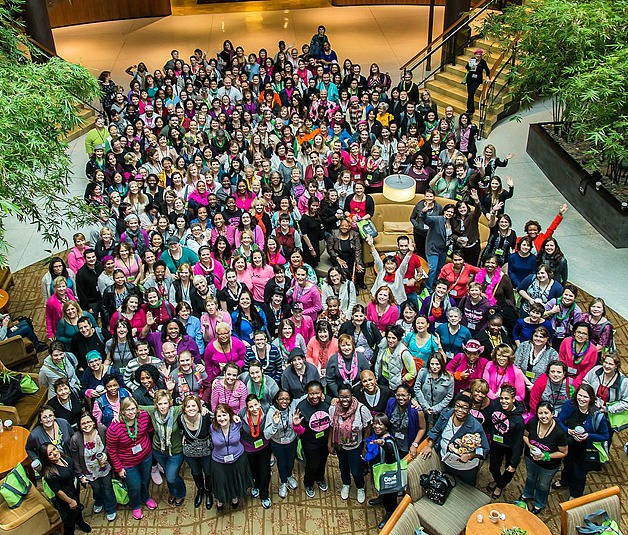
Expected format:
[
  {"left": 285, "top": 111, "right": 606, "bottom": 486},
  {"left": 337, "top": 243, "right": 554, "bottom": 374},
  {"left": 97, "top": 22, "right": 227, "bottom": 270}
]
[
  {"left": 64, "top": 104, "right": 97, "bottom": 143},
  {"left": 424, "top": 37, "right": 514, "bottom": 136}
]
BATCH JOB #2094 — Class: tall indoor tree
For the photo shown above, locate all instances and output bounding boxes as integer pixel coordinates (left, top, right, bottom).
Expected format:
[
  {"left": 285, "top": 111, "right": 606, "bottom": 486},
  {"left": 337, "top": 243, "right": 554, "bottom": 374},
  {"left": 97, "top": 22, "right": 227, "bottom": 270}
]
[{"left": 0, "top": 0, "right": 100, "bottom": 266}]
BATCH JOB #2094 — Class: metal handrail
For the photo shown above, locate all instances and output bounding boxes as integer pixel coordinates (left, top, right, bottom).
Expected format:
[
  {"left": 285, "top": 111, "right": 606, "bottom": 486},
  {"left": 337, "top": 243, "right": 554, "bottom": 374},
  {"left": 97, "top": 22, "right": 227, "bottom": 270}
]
[
  {"left": 400, "top": 0, "right": 498, "bottom": 74},
  {"left": 477, "top": 36, "right": 518, "bottom": 138},
  {"left": 25, "top": 35, "right": 104, "bottom": 116}
]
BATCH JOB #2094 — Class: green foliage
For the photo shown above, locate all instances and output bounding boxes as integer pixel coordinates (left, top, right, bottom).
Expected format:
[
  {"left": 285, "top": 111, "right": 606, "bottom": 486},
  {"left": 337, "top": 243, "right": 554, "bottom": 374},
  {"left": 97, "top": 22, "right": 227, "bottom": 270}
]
[
  {"left": 480, "top": 0, "right": 628, "bottom": 175},
  {"left": 0, "top": 0, "right": 101, "bottom": 267}
]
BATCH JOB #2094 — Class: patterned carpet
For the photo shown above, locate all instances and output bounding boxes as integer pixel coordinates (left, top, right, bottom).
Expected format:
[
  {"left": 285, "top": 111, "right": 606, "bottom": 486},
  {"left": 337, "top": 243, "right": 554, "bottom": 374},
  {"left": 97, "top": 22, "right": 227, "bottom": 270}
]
[{"left": 7, "top": 257, "right": 628, "bottom": 534}]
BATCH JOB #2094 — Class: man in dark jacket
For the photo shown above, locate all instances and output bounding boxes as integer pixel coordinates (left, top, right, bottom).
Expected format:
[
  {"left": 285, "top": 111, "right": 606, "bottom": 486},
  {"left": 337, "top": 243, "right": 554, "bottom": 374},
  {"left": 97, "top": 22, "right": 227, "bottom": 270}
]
[{"left": 75, "top": 249, "right": 104, "bottom": 324}]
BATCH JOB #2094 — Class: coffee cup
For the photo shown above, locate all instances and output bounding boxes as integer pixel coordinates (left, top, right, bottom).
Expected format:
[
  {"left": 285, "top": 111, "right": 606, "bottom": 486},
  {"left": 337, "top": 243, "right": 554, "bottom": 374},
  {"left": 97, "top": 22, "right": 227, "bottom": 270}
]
[
  {"left": 3, "top": 420, "right": 12, "bottom": 431},
  {"left": 96, "top": 452, "right": 107, "bottom": 467},
  {"left": 488, "top": 510, "right": 500, "bottom": 524},
  {"left": 476, "top": 513, "right": 483, "bottom": 523},
  {"left": 530, "top": 446, "right": 542, "bottom": 457},
  {"left": 95, "top": 385, "right": 105, "bottom": 394},
  {"left": 574, "top": 426, "right": 585, "bottom": 435}
]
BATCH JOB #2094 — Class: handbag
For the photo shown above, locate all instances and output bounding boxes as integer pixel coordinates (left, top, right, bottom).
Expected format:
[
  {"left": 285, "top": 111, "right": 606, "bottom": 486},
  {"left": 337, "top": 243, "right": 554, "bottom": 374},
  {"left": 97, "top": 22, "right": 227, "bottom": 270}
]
[
  {"left": 0, "top": 464, "right": 32, "bottom": 508},
  {"left": 576, "top": 509, "right": 623, "bottom": 534},
  {"left": 112, "top": 478, "right": 129, "bottom": 505},
  {"left": 356, "top": 219, "right": 378, "bottom": 240},
  {"left": 182, "top": 436, "right": 212, "bottom": 458},
  {"left": 607, "top": 402, "right": 628, "bottom": 432},
  {"left": 372, "top": 438, "right": 408, "bottom": 495},
  {"left": 0, "top": 371, "right": 24, "bottom": 406},
  {"left": 19, "top": 374, "right": 39, "bottom": 395},
  {"left": 419, "top": 469, "right": 456, "bottom": 506}
]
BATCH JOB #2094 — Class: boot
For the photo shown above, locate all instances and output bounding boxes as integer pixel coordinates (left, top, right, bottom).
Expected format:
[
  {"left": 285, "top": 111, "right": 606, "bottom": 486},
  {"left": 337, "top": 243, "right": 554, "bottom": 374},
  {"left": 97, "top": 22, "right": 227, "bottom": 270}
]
[
  {"left": 192, "top": 473, "right": 204, "bottom": 509},
  {"left": 204, "top": 474, "right": 213, "bottom": 510}
]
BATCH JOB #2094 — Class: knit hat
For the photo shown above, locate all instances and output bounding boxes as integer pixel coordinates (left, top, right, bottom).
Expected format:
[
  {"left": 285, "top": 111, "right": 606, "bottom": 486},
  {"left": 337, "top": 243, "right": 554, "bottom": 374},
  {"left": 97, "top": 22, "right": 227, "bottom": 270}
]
[
  {"left": 86, "top": 350, "right": 102, "bottom": 363},
  {"left": 288, "top": 347, "right": 305, "bottom": 362}
]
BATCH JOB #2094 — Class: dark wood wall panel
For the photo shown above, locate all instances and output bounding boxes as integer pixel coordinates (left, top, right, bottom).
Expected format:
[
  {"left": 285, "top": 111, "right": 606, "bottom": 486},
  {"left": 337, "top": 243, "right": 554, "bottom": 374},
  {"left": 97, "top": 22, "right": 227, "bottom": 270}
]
[{"left": 47, "top": 0, "right": 171, "bottom": 28}]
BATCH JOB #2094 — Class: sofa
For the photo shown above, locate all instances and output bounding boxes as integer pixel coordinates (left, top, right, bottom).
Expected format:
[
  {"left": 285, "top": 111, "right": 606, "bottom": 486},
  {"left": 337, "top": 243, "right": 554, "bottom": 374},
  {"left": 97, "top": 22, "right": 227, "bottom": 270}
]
[
  {"left": 363, "top": 193, "right": 490, "bottom": 264},
  {"left": 0, "top": 475, "right": 61, "bottom": 535},
  {"left": 381, "top": 444, "right": 491, "bottom": 535},
  {"left": 559, "top": 486, "right": 621, "bottom": 535},
  {"left": 0, "top": 337, "right": 38, "bottom": 370},
  {"left": 0, "top": 362, "right": 48, "bottom": 431}
]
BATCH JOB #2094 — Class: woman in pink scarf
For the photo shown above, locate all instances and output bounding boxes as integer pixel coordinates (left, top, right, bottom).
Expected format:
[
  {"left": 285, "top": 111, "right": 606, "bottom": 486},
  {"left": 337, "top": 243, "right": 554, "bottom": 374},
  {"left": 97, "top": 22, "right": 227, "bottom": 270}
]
[{"left": 482, "top": 343, "right": 526, "bottom": 401}]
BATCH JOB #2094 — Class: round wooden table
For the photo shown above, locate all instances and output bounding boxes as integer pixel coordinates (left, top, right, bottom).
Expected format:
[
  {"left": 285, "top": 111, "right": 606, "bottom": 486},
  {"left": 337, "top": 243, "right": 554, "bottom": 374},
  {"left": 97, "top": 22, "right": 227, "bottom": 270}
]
[
  {"left": 0, "top": 289, "right": 9, "bottom": 312},
  {"left": 466, "top": 503, "right": 552, "bottom": 535},
  {"left": 0, "top": 426, "right": 31, "bottom": 479}
]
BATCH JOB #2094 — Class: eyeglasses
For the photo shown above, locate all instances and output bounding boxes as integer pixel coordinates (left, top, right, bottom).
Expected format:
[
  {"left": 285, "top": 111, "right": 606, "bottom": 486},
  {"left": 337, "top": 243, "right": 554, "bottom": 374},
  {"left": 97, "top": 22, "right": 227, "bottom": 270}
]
[
  {"left": 338, "top": 396, "right": 352, "bottom": 400},
  {"left": 454, "top": 404, "right": 470, "bottom": 412}
]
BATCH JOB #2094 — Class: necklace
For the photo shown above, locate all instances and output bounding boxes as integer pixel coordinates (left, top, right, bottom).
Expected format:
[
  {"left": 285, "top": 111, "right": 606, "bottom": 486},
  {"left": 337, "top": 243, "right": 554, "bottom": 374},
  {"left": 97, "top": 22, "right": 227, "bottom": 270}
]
[
  {"left": 124, "top": 418, "right": 138, "bottom": 440},
  {"left": 537, "top": 419, "right": 555, "bottom": 439}
]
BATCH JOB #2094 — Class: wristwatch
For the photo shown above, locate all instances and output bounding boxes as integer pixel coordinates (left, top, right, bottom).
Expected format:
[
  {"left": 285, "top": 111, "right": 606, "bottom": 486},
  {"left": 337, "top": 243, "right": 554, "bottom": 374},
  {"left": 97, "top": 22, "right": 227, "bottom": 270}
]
[{"left": 412, "top": 442, "right": 419, "bottom": 448}]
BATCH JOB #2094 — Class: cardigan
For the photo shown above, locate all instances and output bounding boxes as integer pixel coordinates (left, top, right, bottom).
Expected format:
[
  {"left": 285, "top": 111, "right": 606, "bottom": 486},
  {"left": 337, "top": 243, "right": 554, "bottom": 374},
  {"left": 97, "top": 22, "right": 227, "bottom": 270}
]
[
  {"left": 45, "top": 289, "right": 78, "bottom": 339},
  {"left": 69, "top": 424, "right": 109, "bottom": 477},
  {"left": 204, "top": 337, "right": 247, "bottom": 383},
  {"left": 482, "top": 362, "right": 526, "bottom": 401},
  {"left": 325, "top": 351, "right": 370, "bottom": 398},
  {"left": 513, "top": 342, "right": 557, "bottom": 384},
  {"left": 366, "top": 302, "right": 399, "bottom": 333},
  {"left": 210, "top": 379, "right": 248, "bottom": 413},
  {"left": 558, "top": 337, "right": 597, "bottom": 388},
  {"left": 321, "top": 280, "right": 357, "bottom": 320},
  {"left": 446, "top": 353, "right": 488, "bottom": 393}
]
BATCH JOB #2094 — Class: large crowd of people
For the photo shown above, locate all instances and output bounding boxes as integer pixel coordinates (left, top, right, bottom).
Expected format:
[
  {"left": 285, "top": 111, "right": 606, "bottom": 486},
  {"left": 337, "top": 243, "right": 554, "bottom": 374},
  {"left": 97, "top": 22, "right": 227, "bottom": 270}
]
[{"left": 11, "top": 25, "right": 625, "bottom": 534}]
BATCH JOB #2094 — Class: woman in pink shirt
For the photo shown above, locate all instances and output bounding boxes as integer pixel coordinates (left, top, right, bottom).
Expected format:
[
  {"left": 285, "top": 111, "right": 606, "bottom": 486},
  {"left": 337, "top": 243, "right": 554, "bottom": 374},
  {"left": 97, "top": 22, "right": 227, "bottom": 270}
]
[
  {"left": 287, "top": 265, "right": 322, "bottom": 322},
  {"left": 67, "top": 232, "right": 88, "bottom": 274},
  {"left": 248, "top": 249, "right": 274, "bottom": 303},
  {"left": 446, "top": 339, "right": 489, "bottom": 393},
  {"left": 45, "top": 277, "right": 77, "bottom": 340},
  {"left": 366, "top": 286, "right": 399, "bottom": 333},
  {"left": 203, "top": 322, "right": 246, "bottom": 383},
  {"left": 210, "top": 362, "right": 248, "bottom": 413},
  {"left": 558, "top": 322, "right": 597, "bottom": 389},
  {"left": 482, "top": 344, "right": 526, "bottom": 401}
]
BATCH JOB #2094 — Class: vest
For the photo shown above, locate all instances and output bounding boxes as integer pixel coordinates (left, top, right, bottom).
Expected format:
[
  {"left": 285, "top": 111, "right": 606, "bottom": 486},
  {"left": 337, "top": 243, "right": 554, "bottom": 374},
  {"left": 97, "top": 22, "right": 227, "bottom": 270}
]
[
  {"left": 97, "top": 388, "right": 131, "bottom": 426},
  {"left": 275, "top": 228, "right": 296, "bottom": 255}
]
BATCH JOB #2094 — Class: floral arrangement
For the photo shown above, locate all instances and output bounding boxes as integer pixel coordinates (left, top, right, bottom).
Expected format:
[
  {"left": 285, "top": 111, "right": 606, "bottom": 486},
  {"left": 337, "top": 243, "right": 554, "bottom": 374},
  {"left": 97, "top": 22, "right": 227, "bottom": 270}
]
[{"left": 501, "top": 528, "right": 528, "bottom": 535}]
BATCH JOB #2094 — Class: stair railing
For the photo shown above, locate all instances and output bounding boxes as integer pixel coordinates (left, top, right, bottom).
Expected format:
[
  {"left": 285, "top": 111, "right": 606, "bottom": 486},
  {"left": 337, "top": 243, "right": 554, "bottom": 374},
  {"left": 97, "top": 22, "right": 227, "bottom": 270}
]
[
  {"left": 399, "top": 0, "right": 502, "bottom": 88},
  {"left": 477, "top": 34, "right": 519, "bottom": 138}
]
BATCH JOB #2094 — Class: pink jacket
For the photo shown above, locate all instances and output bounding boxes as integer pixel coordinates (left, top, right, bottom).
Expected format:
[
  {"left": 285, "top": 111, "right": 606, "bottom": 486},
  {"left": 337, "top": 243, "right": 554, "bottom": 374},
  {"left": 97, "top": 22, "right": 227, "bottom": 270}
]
[
  {"left": 366, "top": 302, "right": 399, "bottom": 333},
  {"left": 67, "top": 246, "right": 86, "bottom": 275},
  {"left": 192, "top": 259, "right": 225, "bottom": 290},
  {"left": 446, "top": 353, "right": 489, "bottom": 393},
  {"left": 482, "top": 362, "right": 527, "bottom": 401},
  {"left": 558, "top": 337, "right": 597, "bottom": 389},
  {"left": 293, "top": 314, "right": 314, "bottom": 343},
  {"left": 289, "top": 281, "right": 322, "bottom": 322},
  {"left": 45, "top": 290, "right": 77, "bottom": 339}
]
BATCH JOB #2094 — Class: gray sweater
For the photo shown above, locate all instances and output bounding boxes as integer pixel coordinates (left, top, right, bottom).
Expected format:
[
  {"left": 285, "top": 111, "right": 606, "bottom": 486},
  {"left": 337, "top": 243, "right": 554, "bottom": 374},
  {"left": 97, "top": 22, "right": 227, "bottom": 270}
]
[
  {"left": 413, "top": 368, "right": 454, "bottom": 414},
  {"left": 38, "top": 353, "right": 81, "bottom": 399}
]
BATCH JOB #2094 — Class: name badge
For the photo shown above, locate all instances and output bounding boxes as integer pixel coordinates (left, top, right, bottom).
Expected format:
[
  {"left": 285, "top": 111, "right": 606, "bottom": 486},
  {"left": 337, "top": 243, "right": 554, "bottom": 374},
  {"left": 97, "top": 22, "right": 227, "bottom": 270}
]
[
  {"left": 394, "top": 432, "right": 405, "bottom": 441},
  {"left": 525, "top": 370, "right": 535, "bottom": 380},
  {"left": 493, "top": 435, "right": 504, "bottom": 444},
  {"left": 254, "top": 439, "right": 264, "bottom": 449},
  {"left": 467, "top": 321, "right": 476, "bottom": 330},
  {"left": 315, "top": 431, "right": 325, "bottom": 439},
  {"left": 567, "top": 367, "right": 577, "bottom": 376},
  {"left": 495, "top": 248, "right": 504, "bottom": 256},
  {"left": 224, "top": 454, "right": 234, "bottom": 463},
  {"left": 131, "top": 444, "right": 142, "bottom": 455},
  {"left": 449, "top": 289, "right": 458, "bottom": 297}
]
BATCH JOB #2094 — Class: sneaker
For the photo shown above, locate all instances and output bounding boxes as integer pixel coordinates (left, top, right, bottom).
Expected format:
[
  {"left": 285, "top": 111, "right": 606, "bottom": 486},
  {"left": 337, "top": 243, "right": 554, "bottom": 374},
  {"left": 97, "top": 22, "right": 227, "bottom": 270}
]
[
  {"left": 150, "top": 465, "right": 163, "bottom": 485},
  {"left": 270, "top": 455, "right": 276, "bottom": 467},
  {"left": 106, "top": 512, "right": 116, "bottom": 521},
  {"left": 341, "top": 485, "right": 350, "bottom": 500},
  {"left": 145, "top": 498, "right": 157, "bottom": 510},
  {"left": 368, "top": 497, "right": 382, "bottom": 506},
  {"left": 278, "top": 483, "right": 288, "bottom": 499},
  {"left": 305, "top": 486, "right": 315, "bottom": 498},
  {"left": 92, "top": 505, "right": 103, "bottom": 514},
  {"left": 357, "top": 488, "right": 366, "bottom": 504},
  {"left": 132, "top": 508, "right": 143, "bottom": 520},
  {"left": 287, "top": 476, "right": 298, "bottom": 490},
  {"left": 251, "top": 487, "right": 260, "bottom": 498},
  {"left": 261, "top": 497, "right": 272, "bottom": 509},
  {"left": 317, "top": 480, "right": 328, "bottom": 492}
]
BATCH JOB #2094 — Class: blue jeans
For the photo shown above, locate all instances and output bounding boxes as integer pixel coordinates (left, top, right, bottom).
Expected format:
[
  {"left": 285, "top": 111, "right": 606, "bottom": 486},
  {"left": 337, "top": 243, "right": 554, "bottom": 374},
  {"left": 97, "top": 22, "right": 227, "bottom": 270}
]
[
  {"left": 89, "top": 472, "right": 116, "bottom": 515},
  {"left": 124, "top": 455, "right": 152, "bottom": 509},
  {"left": 153, "top": 451, "right": 186, "bottom": 499},
  {"left": 522, "top": 456, "right": 558, "bottom": 510},
  {"left": 11, "top": 321, "right": 43, "bottom": 348},
  {"left": 337, "top": 447, "right": 365, "bottom": 488},
  {"left": 271, "top": 440, "right": 297, "bottom": 484},
  {"left": 426, "top": 252, "right": 447, "bottom": 292}
]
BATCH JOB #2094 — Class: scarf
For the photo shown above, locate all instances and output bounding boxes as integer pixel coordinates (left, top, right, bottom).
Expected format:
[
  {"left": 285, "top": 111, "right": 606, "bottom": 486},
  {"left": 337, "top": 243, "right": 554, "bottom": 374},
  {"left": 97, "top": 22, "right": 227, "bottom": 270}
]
[
  {"left": 177, "top": 369, "right": 203, "bottom": 401},
  {"left": 475, "top": 268, "right": 503, "bottom": 306},
  {"left": 337, "top": 353, "right": 359, "bottom": 382},
  {"left": 154, "top": 407, "right": 174, "bottom": 455},
  {"left": 331, "top": 396, "right": 359, "bottom": 447}
]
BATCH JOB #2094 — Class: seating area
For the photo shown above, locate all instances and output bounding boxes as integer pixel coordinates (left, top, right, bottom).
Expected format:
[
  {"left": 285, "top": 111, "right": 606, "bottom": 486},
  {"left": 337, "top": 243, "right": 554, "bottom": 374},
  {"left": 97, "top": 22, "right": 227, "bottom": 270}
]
[{"left": 0, "top": 361, "right": 48, "bottom": 431}]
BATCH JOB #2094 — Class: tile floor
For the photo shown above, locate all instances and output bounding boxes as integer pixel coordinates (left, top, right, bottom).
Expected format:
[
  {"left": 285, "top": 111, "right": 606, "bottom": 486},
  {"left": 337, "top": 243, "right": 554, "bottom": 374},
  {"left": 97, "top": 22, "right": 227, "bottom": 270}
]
[{"left": 5, "top": 3, "right": 627, "bottom": 317}]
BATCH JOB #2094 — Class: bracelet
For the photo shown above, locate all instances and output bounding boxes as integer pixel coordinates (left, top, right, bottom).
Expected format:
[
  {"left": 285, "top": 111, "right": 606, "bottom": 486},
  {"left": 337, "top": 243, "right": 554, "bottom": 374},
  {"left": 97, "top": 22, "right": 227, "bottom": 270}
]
[{"left": 542, "top": 451, "right": 550, "bottom": 462}]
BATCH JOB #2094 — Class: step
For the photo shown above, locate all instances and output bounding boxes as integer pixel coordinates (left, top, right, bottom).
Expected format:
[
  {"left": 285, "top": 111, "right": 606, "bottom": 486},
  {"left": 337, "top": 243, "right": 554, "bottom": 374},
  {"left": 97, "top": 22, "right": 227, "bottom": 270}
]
[
  {"left": 63, "top": 105, "right": 96, "bottom": 143},
  {"left": 426, "top": 77, "right": 511, "bottom": 106},
  {"left": 427, "top": 89, "right": 502, "bottom": 120},
  {"left": 444, "top": 62, "right": 511, "bottom": 84},
  {"left": 435, "top": 69, "right": 509, "bottom": 93}
]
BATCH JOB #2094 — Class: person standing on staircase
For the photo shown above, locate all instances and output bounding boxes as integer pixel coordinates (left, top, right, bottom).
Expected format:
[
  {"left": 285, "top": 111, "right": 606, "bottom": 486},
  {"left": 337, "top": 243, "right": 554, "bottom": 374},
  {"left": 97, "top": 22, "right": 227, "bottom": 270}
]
[{"left": 465, "top": 49, "right": 490, "bottom": 116}]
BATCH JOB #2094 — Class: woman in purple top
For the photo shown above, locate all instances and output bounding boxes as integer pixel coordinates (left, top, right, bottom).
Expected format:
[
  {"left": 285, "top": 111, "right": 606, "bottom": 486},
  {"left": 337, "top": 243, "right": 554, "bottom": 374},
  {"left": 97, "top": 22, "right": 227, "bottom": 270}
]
[
  {"left": 143, "top": 318, "right": 201, "bottom": 363},
  {"left": 210, "top": 403, "right": 253, "bottom": 512}
]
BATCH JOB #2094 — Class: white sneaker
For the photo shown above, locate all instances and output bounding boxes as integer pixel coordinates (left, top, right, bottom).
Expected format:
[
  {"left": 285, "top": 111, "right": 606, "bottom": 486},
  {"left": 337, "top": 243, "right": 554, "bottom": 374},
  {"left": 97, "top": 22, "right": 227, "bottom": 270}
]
[
  {"left": 151, "top": 465, "right": 163, "bottom": 485},
  {"left": 278, "top": 483, "right": 288, "bottom": 499},
  {"left": 341, "top": 485, "right": 350, "bottom": 500},
  {"left": 251, "top": 487, "right": 260, "bottom": 498},
  {"left": 287, "top": 476, "right": 298, "bottom": 490},
  {"left": 357, "top": 488, "right": 366, "bottom": 503},
  {"left": 93, "top": 505, "right": 103, "bottom": 514},
  {"left": 106, "top": 513, "right": 116, "bottom": 521}
]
